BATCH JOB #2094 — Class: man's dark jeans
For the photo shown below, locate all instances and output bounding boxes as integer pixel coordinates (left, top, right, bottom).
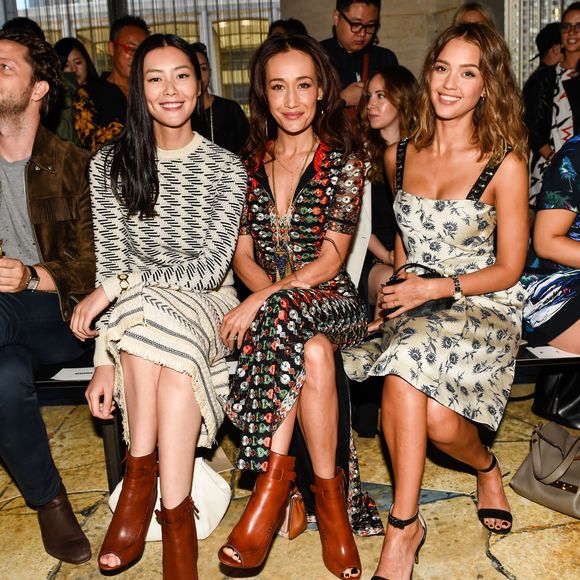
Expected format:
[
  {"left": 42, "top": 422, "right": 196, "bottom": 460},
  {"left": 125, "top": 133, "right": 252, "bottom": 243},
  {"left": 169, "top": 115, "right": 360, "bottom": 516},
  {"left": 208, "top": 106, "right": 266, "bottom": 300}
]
[{"left": 0, "top": 291, "right": 87, "bottom": 506}]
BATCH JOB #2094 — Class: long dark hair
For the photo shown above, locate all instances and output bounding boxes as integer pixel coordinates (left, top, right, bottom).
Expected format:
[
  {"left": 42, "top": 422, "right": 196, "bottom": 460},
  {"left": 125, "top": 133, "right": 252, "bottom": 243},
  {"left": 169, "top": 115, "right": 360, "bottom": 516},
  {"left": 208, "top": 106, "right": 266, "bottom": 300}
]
[
  {"left": 53, "top": 37, "right": 98, "bottom": 84},
  {"left": 242, "top": 34, "right": 358, "bottom": 164},
  {"left": 108, "top": 34, "right": 201, "bottom": 219}
]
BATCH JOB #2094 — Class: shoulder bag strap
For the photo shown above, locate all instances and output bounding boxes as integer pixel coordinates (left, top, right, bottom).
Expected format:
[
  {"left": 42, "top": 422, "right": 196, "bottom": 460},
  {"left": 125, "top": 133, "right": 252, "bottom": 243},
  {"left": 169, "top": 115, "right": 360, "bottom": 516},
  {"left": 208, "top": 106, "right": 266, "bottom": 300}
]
[
  {"left": 395, "top": 139, "right": 409, "bottom": 193},
  {"left": 531, "top": 427, "right": 580, "bottom": 484}
]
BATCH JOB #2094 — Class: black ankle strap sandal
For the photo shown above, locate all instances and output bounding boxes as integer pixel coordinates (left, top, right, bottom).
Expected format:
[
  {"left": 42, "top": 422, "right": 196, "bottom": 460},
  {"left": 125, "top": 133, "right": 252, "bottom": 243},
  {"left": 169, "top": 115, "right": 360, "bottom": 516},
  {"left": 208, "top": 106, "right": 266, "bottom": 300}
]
[
  {"left": 387, "top": 510, "right": 419, "bottom": 529},
  {"left": 371, "top": 508, "right": 427, "bottom": 580},
  {"left": 476, "top": 448, "right": 513, "bottom": 535}
]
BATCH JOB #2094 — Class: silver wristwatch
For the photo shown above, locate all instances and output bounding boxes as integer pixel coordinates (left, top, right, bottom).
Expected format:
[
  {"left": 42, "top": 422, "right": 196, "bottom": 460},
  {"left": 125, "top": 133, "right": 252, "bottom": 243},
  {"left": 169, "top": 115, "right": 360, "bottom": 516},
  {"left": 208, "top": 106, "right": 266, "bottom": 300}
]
[
  {"left": 26, "top": 265, "right": 40, "bottom": 291},
  {"left": 451, "top": 274, "right": 463, "bottom": 301}
]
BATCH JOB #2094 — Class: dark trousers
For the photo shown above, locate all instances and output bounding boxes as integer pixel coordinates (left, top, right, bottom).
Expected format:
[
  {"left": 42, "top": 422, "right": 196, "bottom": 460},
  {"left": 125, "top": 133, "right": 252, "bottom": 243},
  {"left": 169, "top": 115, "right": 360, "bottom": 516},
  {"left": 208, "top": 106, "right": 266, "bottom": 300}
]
[{"left": 0, "top": 291, "right": 86, "bottom": 506}]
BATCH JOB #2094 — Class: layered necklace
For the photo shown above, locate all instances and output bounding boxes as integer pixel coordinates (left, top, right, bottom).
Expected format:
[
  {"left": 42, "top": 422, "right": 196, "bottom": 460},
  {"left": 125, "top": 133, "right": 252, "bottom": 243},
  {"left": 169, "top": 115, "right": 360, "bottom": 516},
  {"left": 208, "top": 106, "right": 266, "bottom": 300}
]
[{"left": 270, "top": 134, "right": 318, "bottom": 281}]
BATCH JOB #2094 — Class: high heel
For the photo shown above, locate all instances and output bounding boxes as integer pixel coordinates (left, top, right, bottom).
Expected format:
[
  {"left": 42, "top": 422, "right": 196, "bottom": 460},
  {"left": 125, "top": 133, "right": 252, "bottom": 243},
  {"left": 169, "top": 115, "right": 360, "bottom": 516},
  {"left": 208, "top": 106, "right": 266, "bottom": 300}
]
[
  {"left": 156, "top": 495, "right": 198, "bottom": 579},
  {"left": 98, "top": 451, "right": 158, "bottom": 572},
  {"left": 310, "top": 468, "right": 362, "bottom": 579},
  {"left": 218, "top": 451, "right": 295, "bottom": 569},
  {"left": 476, "top": 447, "right": 512, "bottom": 535},
  {"left": 371, "top": 507, "right": 427, "bottom": 580}
]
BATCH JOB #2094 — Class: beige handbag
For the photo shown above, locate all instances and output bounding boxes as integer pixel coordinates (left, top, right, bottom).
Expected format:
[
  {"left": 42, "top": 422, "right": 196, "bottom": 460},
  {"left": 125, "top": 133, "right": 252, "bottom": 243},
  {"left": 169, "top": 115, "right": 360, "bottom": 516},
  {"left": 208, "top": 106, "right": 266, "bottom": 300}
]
[
  {"left": 277, "top": 486, "right": 307, "bottom": 540},
  {"left": 510, "top": 422, "right": 580, "bottom": 519}
]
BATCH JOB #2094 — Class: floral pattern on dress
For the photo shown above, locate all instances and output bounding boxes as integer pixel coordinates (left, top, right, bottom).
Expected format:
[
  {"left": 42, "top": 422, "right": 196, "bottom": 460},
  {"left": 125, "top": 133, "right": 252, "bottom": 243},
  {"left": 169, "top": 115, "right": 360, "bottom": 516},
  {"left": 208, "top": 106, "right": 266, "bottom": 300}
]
[
  {"left": 225, "top": 142, "right": 383, "bottom": 536},
  {"left": 342, "top": 141, "right": 524, "bottom": 431},
  {"left": 523, "top": 135, "right": 580, "bottom": 339}
]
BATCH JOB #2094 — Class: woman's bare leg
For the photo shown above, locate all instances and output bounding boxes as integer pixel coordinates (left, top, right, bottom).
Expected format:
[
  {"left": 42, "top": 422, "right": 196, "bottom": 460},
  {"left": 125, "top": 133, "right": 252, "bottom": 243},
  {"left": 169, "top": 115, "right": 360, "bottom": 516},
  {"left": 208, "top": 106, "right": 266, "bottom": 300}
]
[
  {"left": 425, "top": 398, "right": 511, "bottom": 531},
  {"left": 296, "top": 333, "right": 338, "bottom": 479},
  {"left": 157, "top": 366, "right": 202, "bottom": 509},
  {"left": 99, "top": 353, "right": 161, "bottom": 568},
  {"left": 374, "top": 375, "right": 427, "bottom": 580},
  {"left": 222, "top": 335, "right": 338, "bottom": 562},
  {"left": 298, "top": 333, "right": 361, "bottom": 579},
  {"left": 549, "top": 319, "right": 580, "bottom": 354}
]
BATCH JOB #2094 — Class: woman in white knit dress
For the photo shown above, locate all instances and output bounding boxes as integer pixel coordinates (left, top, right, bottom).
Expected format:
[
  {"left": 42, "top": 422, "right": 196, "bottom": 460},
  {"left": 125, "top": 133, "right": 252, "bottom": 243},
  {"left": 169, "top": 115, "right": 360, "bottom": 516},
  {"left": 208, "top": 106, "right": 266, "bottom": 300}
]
[{"left": 70, "top": 34, "right": 246, "bottom": 578}]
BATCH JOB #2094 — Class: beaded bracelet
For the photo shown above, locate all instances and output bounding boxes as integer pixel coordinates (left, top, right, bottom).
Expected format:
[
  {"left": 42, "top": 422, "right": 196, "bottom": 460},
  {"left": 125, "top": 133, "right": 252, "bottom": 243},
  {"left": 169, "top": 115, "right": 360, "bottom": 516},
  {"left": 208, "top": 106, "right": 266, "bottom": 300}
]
[{"left": 117, "top": 273, "right": 130, "bottom": 294}]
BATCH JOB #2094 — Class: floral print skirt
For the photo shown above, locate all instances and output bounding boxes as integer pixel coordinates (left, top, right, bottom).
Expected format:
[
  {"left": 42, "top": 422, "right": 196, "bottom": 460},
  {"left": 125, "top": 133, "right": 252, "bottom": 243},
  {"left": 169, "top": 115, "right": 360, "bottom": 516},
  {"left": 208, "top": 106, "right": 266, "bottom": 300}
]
[
  {"left": 342, "top": 290, "right": 523, "bottom": 432},
  {"left": 225, "top": 287, "right": 384, "bottom": 536}
]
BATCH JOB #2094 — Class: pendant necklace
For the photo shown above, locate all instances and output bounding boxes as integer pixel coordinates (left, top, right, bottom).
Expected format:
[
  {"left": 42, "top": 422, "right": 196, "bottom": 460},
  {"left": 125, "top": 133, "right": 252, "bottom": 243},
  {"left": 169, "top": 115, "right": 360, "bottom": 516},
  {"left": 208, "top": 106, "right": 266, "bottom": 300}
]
[{"left": 270, "top": 135, "right": 318, "bottom": 280}]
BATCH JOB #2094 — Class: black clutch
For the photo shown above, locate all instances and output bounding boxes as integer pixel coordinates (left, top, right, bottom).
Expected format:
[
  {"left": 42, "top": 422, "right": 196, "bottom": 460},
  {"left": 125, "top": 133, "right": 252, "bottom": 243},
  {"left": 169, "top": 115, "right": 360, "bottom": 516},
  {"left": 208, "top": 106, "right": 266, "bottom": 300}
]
[{"left": 382, "top": 262, "right": 454, "bottom": 318}]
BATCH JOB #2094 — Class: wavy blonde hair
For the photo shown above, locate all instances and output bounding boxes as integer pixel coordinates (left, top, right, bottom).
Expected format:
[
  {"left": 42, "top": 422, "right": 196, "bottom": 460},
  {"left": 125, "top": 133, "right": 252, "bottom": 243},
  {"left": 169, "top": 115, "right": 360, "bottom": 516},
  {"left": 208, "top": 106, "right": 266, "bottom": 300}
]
[
  {"left": 359, "top": 65, "right": 418, "bottom": 183},
  {"left": 414, "top": 23, "right": 528, "bottom": 164}
]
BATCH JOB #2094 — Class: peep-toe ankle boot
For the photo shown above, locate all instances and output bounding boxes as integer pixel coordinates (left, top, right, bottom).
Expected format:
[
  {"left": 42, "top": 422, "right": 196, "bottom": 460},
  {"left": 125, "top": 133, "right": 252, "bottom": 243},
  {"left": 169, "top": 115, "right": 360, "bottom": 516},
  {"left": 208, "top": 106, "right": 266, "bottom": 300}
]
[
  {"left": 98, "top": 451, "right": 158, "bottom": 572},
  {"left": 218, "top": 451, "right": 296, "bottom": 569},
  {"left": 311, "top": 468, "right": 362, "bottom": 579},
  {"left": 156, "top": 495, "right": 198, "bottom": 579}
]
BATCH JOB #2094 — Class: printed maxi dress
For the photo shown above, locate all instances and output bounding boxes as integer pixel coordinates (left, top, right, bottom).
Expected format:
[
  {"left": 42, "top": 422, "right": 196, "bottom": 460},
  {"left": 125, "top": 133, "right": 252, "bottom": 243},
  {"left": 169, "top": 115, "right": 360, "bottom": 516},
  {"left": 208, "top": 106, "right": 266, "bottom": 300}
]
[
  {"left": 342, "top": 140, "right": 525, "bottom": 431},
  {"left": 225, "top": 142, "right": 383, "bottom": 535}
]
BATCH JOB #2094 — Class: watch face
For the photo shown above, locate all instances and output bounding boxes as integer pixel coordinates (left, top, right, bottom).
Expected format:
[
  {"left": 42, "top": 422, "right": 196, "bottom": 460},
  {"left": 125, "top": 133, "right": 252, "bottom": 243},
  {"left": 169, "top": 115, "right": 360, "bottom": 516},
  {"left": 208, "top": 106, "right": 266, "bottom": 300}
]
[{"left": 27, "top": 276, "right": 40, "bottom": 291}]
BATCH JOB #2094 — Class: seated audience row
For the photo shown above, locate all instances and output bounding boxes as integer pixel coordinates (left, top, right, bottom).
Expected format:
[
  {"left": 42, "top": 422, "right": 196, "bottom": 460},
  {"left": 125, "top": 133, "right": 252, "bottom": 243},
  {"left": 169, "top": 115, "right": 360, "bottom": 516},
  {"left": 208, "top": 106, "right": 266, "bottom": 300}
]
[{"left": 0, "top": 5, "right": 578, "bottom": 580}]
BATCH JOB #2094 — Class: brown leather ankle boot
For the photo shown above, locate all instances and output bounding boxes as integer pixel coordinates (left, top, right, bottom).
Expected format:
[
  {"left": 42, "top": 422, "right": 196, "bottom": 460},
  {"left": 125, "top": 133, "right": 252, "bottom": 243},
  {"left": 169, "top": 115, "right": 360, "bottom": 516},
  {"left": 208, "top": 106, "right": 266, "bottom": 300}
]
[
  {"left": 218, "top": 451, "right": 296, "bottom": 569},
  {"left": 37, "top": 483, "right": 91, "bottom": 564},
  {"left": 156, "top": 495, "right": 198, "bottom": 580},
  {"left": 311, "top": 468, "right": 362, "bottom": 579},
  {"left": 98, "top": 451, "right": 158, "bottom": 572}
]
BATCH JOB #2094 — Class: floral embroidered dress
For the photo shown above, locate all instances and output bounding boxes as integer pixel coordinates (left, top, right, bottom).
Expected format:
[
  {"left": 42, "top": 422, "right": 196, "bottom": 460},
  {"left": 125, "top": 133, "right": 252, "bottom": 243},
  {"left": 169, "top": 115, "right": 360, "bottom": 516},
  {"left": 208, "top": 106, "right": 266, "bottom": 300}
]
[
  {"left": 342, "top": 140, "right": 525, "bottom": 431},
  {"left": 225, "top": 142, "right": 383, "bottom": 536},
  {"left": 522, "top": 135, "right": 580, "bottom": 345}
]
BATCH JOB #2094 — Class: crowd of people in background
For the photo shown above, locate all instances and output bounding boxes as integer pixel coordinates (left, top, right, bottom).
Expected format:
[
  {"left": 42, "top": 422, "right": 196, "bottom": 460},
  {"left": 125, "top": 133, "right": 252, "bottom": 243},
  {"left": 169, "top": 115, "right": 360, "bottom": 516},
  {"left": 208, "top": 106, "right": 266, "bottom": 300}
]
[{"left": 0, "top": 1, "right": 578, "bottom": 579}]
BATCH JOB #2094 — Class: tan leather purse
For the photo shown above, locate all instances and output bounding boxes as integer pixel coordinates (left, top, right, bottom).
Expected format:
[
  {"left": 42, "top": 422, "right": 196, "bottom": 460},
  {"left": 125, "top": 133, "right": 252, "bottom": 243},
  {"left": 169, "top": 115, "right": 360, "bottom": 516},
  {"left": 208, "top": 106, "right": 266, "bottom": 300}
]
[
  {"left": 277, "top": 486, "right": 307, "bottom": 539},
  {"left": 510, "top": 422, "right": 580, "bottom": 519}
]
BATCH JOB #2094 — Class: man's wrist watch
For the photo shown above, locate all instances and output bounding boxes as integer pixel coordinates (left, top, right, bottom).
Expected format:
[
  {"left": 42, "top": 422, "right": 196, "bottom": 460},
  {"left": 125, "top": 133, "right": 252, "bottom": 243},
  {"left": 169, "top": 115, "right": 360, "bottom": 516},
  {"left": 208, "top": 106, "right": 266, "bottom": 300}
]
[
  {"left": 451, "top": 274, "right": 463, "bottom": 301},
  {"left": 26, "top": 265, "right": 40, "bottom": 291}
]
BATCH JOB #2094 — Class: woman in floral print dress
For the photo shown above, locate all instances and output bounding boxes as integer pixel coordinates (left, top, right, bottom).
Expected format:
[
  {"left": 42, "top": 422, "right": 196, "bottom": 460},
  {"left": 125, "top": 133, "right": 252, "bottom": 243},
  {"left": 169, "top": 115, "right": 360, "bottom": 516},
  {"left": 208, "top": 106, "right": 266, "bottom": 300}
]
[
  {"left": 218, "top": 35, "right": 381, "bottom": 579},
  {"left": 342, "top": 24, "right": 529, "bottom": 580}
]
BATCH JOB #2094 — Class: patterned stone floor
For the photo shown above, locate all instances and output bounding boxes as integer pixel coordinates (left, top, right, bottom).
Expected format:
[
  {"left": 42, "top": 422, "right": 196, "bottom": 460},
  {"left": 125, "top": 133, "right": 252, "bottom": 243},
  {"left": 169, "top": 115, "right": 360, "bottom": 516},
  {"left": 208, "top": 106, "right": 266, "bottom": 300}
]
[{"left": 0, "top": 382, "right": 578, "bottom": 580}]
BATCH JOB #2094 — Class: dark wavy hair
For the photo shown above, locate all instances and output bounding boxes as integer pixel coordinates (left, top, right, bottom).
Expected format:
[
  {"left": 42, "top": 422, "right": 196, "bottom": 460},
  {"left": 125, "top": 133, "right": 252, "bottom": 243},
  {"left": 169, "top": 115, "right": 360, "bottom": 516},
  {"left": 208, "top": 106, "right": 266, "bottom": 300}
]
[
  {"left": 53, "top": 37, "right": 99, "bottom": 84},
  {"left": 108, "top": 34, "right": 201, "bottom": 219},
  {"left": 359, "top": 65, "right": 418, "bottom": 183},
  {"left": 414, "top": 23, "right": 527, "bottom": 164},
  {"left": 0, "top": 29, "right": 61, "bottom": 116},
  {"left": 243, "top": 34, "right": 358, "bottom": 164}
]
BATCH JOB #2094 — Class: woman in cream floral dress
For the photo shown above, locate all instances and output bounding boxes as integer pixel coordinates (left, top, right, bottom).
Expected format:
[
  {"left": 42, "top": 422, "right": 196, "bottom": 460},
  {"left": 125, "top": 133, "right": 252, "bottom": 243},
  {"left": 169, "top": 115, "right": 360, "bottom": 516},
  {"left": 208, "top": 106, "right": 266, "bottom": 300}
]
[{"left": 342, "top": 23, "right": 529, "bottom": 580}]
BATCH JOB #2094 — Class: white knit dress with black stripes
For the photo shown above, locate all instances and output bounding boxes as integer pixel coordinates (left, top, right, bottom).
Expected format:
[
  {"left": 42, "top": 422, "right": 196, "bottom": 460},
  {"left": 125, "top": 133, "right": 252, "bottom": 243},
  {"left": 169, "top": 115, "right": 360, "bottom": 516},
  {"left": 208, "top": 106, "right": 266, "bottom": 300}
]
[{"left": 90, "top": 133, "right": 246, "bottom": 448}]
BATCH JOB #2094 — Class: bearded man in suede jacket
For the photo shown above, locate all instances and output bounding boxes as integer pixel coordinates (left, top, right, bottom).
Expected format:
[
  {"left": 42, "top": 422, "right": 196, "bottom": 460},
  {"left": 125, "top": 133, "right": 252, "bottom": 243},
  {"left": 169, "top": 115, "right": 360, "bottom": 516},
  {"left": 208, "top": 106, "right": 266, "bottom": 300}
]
[{"left": 0, "top": 30, "right": 94, "bottom": 564}]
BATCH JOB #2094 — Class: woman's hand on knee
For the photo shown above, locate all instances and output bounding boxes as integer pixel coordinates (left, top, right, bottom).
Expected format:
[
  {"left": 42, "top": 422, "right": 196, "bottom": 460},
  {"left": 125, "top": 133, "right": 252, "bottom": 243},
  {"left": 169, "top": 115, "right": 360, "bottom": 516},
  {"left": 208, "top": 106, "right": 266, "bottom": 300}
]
[
  {"left": 70, "top": 286, "right": 111, "bottom": 341},
  {"left": 220, "top": 292, "right": 266, "bottom": 350},
  {"left": 85, "top": 365, "right": 116, "bottom": 419}
]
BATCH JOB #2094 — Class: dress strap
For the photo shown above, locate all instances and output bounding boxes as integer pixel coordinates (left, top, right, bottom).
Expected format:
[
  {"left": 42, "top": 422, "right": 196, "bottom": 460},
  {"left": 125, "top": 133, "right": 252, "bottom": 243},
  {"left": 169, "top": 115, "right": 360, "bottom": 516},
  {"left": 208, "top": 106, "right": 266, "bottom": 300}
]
[
  {"left": 467, "top": 148, "right": 512, "bottom": 201},
  {"left": 395, "top": 139, "right": 409, "bottom": 192}
]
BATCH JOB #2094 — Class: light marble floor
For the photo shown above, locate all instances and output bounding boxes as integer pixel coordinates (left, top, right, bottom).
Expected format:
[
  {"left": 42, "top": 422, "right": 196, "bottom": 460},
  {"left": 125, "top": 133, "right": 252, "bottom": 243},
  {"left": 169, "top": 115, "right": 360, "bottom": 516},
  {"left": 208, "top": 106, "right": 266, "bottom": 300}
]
[{"left": 0, "top": 383, "right": 578, "bottom": 580}]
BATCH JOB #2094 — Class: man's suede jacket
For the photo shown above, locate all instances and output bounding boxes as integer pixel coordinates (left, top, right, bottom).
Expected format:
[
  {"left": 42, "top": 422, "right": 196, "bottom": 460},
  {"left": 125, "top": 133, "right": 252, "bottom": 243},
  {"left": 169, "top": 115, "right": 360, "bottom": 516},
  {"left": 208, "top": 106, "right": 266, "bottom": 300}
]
[{"left": 27, "top": 125, "right": 95, "bottom": 320}]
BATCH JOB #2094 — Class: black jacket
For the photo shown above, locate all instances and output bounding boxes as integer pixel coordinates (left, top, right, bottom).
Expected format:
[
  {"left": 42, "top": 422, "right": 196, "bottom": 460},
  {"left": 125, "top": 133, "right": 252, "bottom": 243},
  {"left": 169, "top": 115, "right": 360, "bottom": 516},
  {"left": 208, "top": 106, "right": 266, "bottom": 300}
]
[
  {"left": 523, "top": 64, "right": 580, "bottom": 164},
  {"left": 321, "top": 37, "right": 397, "bottom": 89}
]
